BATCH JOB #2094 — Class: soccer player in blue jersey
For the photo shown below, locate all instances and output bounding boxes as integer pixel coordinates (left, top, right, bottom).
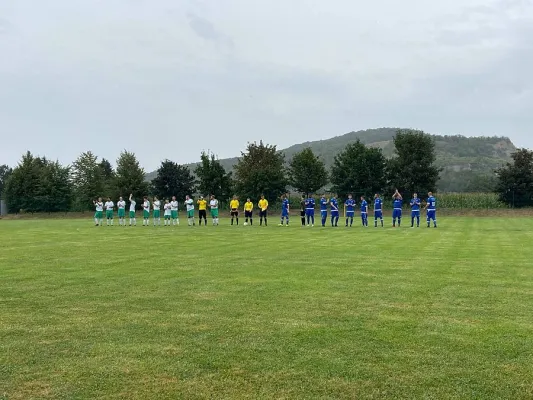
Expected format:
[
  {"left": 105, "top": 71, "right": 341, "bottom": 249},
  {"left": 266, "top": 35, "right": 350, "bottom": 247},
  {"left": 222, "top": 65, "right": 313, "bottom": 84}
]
[
  {"left": 425, "top": 192, "right": 437, "bottom": 228},
  {"left": 410, "top": 193, "right": 421, "bottom": 227},
  {"left": 345, "top": 194, "right": 356, "bottom": 227},
  {"left": 279, "top": 194, "right": 290, "bottom": 226},
  {"left": 330, "top": 196, "right": 340, "bottom": 227},
  {"left": 305, "top": 195, "right": 316, "bottom": 227},
  {"left": 360, "top": 196, "right": 369, "bottom": 227},
  {"left": 374, "top": 194, "right": 384, "bottom": 227},
  {"left": 320, "top": 195, "right": 328, "bottom": 227},
  {"left": 392, "top": 189, "right": 403, "bottom": 227}
]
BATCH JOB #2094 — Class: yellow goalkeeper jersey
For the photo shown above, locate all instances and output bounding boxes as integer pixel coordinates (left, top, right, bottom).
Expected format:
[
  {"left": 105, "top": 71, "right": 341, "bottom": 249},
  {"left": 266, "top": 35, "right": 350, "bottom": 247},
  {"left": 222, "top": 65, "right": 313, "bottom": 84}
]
[
  {"left": 197, "top": 199, "right": 207, "bottom": 210},
  {"left": 258, "top": 199, "right": 268, "bottom": 210}
]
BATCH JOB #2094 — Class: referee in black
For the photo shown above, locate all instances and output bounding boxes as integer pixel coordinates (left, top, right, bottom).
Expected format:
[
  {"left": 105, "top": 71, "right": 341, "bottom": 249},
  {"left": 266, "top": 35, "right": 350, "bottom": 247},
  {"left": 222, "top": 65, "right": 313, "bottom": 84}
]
[{"left": 300, "top": 195, "right": 306, "bottom": 226}]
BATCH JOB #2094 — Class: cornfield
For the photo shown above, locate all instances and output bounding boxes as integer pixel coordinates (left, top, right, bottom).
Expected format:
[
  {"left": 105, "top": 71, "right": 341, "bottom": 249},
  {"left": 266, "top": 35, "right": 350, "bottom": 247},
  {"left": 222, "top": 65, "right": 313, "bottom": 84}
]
[{"left": 436, "top": 193, "right": 506, "bottom": 209}]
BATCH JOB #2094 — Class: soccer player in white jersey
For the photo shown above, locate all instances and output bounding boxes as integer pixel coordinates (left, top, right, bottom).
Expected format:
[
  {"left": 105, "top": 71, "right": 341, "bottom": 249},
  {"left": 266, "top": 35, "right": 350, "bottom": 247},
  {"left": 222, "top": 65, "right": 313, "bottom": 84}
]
[
  {"left": 163, "top": 199, "right": 172, "bottom": 226},
  {"left": 93, "top": 197, "right": 104, "bottom": 226},
  {"left": 153, "top": 196, "right": 161, "bottom": 226},
  {"left": 128, "top": 194, "right": 137, "bottom": 226},
  {"left": 170, "top": 196, "right": 179, "bottom": 226},
  {"left": 209, "top": 195, "right": 219, "bottom": 225},
  {"left": 104, "top": 197, "right": 114, "bottom": 226},
  {"left": 117, "top": 196, "right": 126, "bottom": 226},
  {"left": 185, "top": 195, "right": 195, "bottom": 226},
  {"left": 142, "top": 196, "right": 150, "bottom": 226}
]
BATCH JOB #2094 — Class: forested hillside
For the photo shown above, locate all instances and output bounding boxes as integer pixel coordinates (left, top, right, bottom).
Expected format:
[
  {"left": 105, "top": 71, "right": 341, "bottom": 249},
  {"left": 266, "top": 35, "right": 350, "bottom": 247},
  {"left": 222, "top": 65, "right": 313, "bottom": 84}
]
[{"left": 146, "top": 128, "right": 516, "bottom": 192}]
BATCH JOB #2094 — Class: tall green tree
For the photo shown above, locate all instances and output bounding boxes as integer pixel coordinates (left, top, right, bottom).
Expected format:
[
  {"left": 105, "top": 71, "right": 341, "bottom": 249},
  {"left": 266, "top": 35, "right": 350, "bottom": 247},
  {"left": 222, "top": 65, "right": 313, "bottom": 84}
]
[
  {"left": 34, "top": 159, "right": 73, "bottom": 212},
  {"left": 330, "top": 140, "right": 387, "bottom": 198},
  {"left": 151, "top": 160, "right": 196, "bottom": 200},
  {"left": 4, "top": 152, "right": 42, "bottom": 212},
  {"left": 0, "top": 164, "right": 13, "bottom": 198},
  {"left": 288, "top": 147, "right": 328, "bottom": 196},
  {"left": 496, "top": 148, "right": 533, "bottom": 207},
  {"left": 71, "top": 151, "right": 105, "bottom": 211},
  {"left": 388, "top": 129, "right": 440, "bottom": 195},
  {"left": 99, "top": 158, "right": 115, "bottom": 195},
  {"left": 194, "top": 151, "right": 233, "bottom": 200},
  {"left": 115, "top": 150, "right": 149, "bottom": 204},
  {"left": 99, "top": 158, "right": 114, "bottom": 181},
  {"left": 233, "top": 141, "right": 287, "bottom": 201},
  {"left": 4, "top": 153, "right": 72, "bottom": 213}
]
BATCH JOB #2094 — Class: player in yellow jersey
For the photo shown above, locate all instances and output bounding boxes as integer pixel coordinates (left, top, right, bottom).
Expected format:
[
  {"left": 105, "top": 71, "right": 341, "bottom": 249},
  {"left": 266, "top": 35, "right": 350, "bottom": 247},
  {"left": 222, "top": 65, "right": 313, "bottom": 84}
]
[
  {"left": 229, "top": 195, "right": 240, "bottom": 225},
  {"left": 244, "top": 198, "right": 254, "bottom": 225},
  {"left": 197, "top": 196, "right": 208, "bottom": 226},
  {"left": 258, "top": 195, "right": 269, "bottom": 226}
]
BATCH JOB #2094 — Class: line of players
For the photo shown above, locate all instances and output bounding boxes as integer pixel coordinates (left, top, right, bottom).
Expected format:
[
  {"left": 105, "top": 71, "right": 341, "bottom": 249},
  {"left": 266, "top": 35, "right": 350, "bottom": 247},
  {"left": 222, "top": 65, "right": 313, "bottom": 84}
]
[
  {"left": 293, "top": 190, "right": 437, "bottom": 228},
  {"left": 92, "top": 191, "right": 438, "bottom": 228},
  {"left": 92, "top": 194, "right": 221, "bottom": 227}
]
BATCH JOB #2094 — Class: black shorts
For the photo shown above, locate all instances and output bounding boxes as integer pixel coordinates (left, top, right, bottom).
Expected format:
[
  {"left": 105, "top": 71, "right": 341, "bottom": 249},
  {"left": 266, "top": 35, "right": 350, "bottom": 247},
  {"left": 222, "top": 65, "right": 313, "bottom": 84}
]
[
  {"left": 231, "top": 209, "right": 239, "bottom": 217},
  {"left": 260, "top": 210, "right": 267, "bottom": 218},
  {"left": 199, "top": 210, "right": 207, "bottom": 218},
  {"left": 300, "top": 210, "right": 305, "bottom": 217},
  {"left": 245, "top": 210, "right": 252, "bottom": 218}
]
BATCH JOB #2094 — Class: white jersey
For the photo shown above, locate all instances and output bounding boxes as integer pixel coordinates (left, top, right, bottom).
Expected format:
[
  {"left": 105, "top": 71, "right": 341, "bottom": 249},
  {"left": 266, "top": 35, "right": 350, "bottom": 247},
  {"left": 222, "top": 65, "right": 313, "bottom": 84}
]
[
  {"left": 117, "top": 200, "right": 126, "bottom": 209},
  {"left": 164, "top": 203, "right": 172, "bottom": 215},
  {"left": 185, "top": 199, "right": 194, "bottom": 211},
  {"left": 95, "top": 202, "right": 103, "bottom": 212},
  {"left": 170, "top": 200, "right": 178, "bottom": 211},
  {"left": 210, "top": 199, "right": 218, "bottom": 209},
  {"left": 105, "top": 201, "right": 114, "bottom": 210},
  {"left": 153, "top": 200, "right": 161, "bottom": 210},
  {"left": 143, "top": 201, "right": 150, "bottom": 212},
  {"left": 129, "top": 200, "right": 136, "bottom": 212}
]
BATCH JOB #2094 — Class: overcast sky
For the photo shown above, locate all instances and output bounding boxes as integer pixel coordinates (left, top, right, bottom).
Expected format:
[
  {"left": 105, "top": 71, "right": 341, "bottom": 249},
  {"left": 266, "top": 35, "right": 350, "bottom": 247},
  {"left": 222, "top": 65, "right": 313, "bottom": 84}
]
[{"left": 1, "top": 0, "right": 532, "bottom": 171}]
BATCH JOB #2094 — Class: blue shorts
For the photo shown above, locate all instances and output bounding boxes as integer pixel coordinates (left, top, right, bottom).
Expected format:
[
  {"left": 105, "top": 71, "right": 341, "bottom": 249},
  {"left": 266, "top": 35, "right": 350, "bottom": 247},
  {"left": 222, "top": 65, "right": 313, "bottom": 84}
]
[
  {"left": 427, "top": 210, "right": 436, "bottom": 220},
  {"left": 374, "top": 210, "right": 383, "bottom": 219},
  {"left": 361, "top": 212, "right": 368, "bottom": 218},
  {"left": 346, "top": 211, "right": 355, "bottom": 217},
  {"left": 331, "top": 211, "right": 339, "bottom": 217},
  {"left": 321, "top": 210, "right": 327, "bottom": 218},
  {"left": 392, "top": 209, "right": 402, "bottom": 218},
  {"left": 305, "top": 209, "right": 315, "bottom": 217},
  {"left": 282, "top": 209, "right": 289, "bottom": 217},
  {"left": 411, "top": 210, "right": 420, "bottom": 218}
]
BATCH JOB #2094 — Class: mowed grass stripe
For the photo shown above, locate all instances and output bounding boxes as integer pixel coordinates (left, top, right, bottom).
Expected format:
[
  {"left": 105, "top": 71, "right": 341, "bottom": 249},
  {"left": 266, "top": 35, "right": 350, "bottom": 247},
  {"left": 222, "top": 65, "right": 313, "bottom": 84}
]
[{"left": 1, "top": 217, "right": 533, "bottom": 399}]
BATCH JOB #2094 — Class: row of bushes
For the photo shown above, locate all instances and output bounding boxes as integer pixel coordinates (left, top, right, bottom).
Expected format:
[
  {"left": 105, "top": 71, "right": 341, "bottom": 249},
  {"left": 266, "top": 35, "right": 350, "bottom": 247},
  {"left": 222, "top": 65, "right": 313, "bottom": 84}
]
[
  {"left": 278, "top": 192, "right": 506, "bottom": 210},
  {"left": 435, "top": 193, "right": 506, "bottom": 209}
]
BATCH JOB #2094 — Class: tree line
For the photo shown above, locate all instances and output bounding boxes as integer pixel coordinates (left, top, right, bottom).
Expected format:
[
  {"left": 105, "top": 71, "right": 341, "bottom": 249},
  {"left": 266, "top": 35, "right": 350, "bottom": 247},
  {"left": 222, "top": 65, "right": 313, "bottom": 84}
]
[{"left": 1, "top": 129, "right": 530, "bottom": 213}]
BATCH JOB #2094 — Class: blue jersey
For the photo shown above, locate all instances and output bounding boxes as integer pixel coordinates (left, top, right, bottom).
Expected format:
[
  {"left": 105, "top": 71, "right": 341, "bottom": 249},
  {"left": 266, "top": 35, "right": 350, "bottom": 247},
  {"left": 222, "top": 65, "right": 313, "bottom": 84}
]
[
  {"left": 360, "top": 200, "right": 368, "bottom": 213},
  {"left": 393, "top": 199, "right": 402, "bottom": 209},
  {"left": 282, "top": 198, "right": 289, "bottom": 210},
  {"left": 345, "top": 199, "right": 355, "bottom": 212},
  {"left": 410, "top": 198, "right": 421, "bottom": 211},
  {"left": 305, "top": 198, "right": 315, "bottom": 210},
  {"left": 427, "top": 196, "right": 436, "bottom": 210},
  {"left": 330, "top": 198, "right": 339, "bottom": 212},
  {"left": 320, "top": 197, "right": 328, "bottom": 211},
  {"left": 374, "top": 198, "right": 382, "bottom": 211}
]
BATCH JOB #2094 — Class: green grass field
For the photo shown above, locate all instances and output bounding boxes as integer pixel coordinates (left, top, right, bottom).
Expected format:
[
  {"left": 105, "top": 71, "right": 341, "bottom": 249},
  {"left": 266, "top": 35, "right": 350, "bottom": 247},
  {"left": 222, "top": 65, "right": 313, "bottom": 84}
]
[{"left": 1, "top": 217, "right": 533, "bottom": 399}]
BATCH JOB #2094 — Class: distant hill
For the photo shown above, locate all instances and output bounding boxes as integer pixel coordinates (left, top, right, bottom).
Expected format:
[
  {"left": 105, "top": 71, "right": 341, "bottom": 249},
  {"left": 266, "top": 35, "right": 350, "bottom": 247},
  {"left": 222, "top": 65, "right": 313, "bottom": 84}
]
[{"left": 146, "top": 128, "right": 516, "bottom": 192}]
